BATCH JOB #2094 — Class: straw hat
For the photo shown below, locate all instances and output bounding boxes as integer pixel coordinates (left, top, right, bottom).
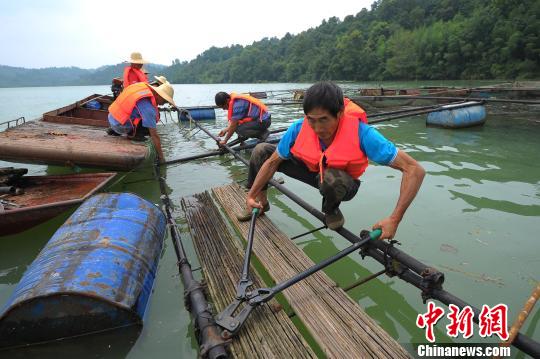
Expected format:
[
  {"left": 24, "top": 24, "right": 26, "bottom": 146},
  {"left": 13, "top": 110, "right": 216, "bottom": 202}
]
[
  {"left": 151, "top": 82, "right": 175, "bottom": 106},
  {"left": 154, "top": 75, "right": 168, "bottom": 85},
  {"left": 127, "top": 52, "right": 149, "bottom": 64}
]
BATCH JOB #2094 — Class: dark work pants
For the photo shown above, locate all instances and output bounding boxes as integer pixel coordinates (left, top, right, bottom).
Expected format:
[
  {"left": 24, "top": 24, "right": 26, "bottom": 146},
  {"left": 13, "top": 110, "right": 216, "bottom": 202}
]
[
  {"left": 247, "top": 143, "right": 360, "bottom": 213},
  {"left": 236, "top": 118, "right": 271, "bottom": 140}
]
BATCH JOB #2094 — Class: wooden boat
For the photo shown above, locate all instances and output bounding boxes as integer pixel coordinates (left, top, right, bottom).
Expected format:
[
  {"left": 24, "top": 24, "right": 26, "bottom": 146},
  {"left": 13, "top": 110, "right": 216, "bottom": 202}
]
[
  {"left": 0, "top": 93, "right": 155, "bottom": 170},
  {"left": 0, "top": 120, "right": 151, "bottom": 170},
  {"left": 355, "top": 88, "right": 420, "bottom": 107},
  {"left": 424, "top": 86, "right": 471, "bottom": 97},
  {"left": 43, "top": 94, "right": 114, "bottom": 127},
  {"left": 0, "top": 172, "right": 116, "bottom": 236},
  {"left": 249, "top": 91, "right": 268, "bottom": 99}
]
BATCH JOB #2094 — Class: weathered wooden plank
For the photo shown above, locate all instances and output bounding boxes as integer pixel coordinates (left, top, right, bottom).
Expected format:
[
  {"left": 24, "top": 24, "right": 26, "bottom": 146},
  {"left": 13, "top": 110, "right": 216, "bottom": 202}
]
[
  {"left": 0, "top": 121, "right": 149, "bottom": 170},
  {"left": 213, "top": 183, "right": 411, "bottom": 359},
  {"left": 181, "top": 192, "right": 316, "bottom": 359}
]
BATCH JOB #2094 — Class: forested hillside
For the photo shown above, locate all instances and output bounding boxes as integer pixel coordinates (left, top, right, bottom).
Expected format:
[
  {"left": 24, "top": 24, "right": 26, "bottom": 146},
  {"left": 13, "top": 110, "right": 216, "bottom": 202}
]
[
  {"left": 0, "top": 64, "right": 166, "bottom": 88},
  {"left": 1, "top": 0, "right": 538, "bottom": 87},
  {"left": 164, "top": 0, "right": 539, "bottom": 82}
]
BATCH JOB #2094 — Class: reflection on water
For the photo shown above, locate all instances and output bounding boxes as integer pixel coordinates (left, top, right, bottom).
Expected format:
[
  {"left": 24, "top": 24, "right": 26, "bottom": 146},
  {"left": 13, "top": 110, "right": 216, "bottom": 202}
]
[
  {"left": 1, "top": 85, "right": 539, "bottom": 357},
  {"left": 3, "top": 325, "right": 141, "bottom": 359}
]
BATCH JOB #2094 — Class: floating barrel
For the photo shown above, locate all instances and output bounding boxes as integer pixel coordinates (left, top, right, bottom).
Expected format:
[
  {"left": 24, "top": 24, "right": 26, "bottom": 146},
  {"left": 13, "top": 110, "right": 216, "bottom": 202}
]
[
  {"left": 84, "top": 99, "right": 102, "bottom": 110},
  {"left": 0, "top": 192, "right": 166, "bottom": 347},
  {"left": 427, "top": 101, "right": 486, "bottom": 128},
  {"left": 178, "top": 107, "right": 216, "bottom": 121}
]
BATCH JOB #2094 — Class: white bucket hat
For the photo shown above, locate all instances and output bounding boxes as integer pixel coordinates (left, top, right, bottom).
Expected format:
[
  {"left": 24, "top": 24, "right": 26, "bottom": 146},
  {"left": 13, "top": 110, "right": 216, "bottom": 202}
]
[
  {"left": 127, "top": 52, "right": 149, "bottom": 64},
  {"left": 154, "top": 75, "right": 168, "bottom": 85},
  {"left": 150, "top": 82, "right": 175, "bottom": 106}
]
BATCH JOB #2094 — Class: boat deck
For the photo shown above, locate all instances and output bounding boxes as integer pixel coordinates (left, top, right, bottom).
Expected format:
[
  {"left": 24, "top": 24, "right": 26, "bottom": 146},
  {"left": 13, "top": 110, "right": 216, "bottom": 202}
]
[
  {"left": 182, "top": 184, "right": 410, "bottom": 358},
  {"left": 0, "top": 120, "right": 150, "bottom": 170}
]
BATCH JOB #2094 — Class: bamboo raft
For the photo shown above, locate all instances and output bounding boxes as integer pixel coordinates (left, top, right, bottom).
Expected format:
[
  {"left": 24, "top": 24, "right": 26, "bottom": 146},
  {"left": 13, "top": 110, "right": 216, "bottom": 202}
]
[
  {"left": 182, "top": 192, "right": 316, "bottom": 358},
  {"left": 183, "top": 184, "right": 410, "bottom": 358}
]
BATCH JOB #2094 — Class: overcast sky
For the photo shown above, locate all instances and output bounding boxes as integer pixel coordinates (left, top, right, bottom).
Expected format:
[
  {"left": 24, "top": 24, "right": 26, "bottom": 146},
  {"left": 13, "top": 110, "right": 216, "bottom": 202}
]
[{"left": 0, "top": 0, "right": 374, "bottom": 69}]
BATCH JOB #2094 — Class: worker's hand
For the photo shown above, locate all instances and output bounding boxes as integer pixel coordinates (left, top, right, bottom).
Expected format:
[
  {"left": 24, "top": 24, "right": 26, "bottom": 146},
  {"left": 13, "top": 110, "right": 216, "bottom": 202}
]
[
  {"left": 246, "top": 196, "right": 263, "bottom": 211},
  {"left": 372, "top": 216, "right": 400, "bottom": 240},
  {"left": 218, "top": 128, "right": 227, "bottom": 137},
  {"left": 218, "top": 139, "right": 227, "bottom": 147}
]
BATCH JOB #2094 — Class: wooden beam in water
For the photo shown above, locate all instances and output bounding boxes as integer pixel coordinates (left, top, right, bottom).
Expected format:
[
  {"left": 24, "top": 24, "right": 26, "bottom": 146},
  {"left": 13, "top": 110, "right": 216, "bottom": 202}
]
[
  {"left": 181, "top": 192, "right": 316, "bottom": 359},
  {"left": 212, "top": 183, "right": 411, "bottom": 358}
]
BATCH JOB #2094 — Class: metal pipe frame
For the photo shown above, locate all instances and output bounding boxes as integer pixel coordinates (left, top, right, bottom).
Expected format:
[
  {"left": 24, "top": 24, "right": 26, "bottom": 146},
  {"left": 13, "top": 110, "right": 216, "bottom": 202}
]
[
  {"left": 178, "top": 109, "right": 539, "bottom": 358},
  {"left": 155, "top": 166, "right": 229, "bottom": 359}
]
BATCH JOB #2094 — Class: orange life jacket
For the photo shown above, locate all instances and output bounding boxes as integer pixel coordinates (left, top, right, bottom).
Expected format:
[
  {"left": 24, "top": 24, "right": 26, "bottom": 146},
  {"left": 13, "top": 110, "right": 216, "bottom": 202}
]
[
  {"left": 108, "top": 82, "right": 158, "bottom": 127},
  {"left": 123, "top": 66, "right": 148, "bottom": 87},
  {"left": 290, "top": 98, "right": 369, "bottom": 182},
  {"left": 227, "top": 93, "right": 269, "bottom": 125}
]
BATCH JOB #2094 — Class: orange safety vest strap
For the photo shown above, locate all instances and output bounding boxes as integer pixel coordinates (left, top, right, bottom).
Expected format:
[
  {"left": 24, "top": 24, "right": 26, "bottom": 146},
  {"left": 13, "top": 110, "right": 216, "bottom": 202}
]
[
  {"left": 290, "top": 98, "right": 368, "bottom": 180},
  {"left": 344, "top": 97, "right": 368, "bottom": 123},
  {"left": 227, "top": 93, "right": 269, "bottom": 124}
]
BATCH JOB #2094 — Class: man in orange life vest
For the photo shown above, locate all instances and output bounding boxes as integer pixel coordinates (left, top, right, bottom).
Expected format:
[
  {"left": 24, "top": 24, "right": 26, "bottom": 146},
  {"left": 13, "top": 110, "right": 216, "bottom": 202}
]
[
  {"left": 238, "top": 82, "right": 425, "bottom": 239},
  {"left": 107, "top": 82, "right": 175, "bottom": 164},
  {"left": 123, "top": 52, "right": 149, "bottom": 88},
  {"left": 215, "top": 92, "right": 272, "bottom": 146}
]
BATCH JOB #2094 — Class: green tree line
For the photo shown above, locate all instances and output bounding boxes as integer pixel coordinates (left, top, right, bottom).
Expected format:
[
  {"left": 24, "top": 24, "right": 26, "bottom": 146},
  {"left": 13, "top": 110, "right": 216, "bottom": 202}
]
[
  {"left": 1, "top": 0, "right": 537, "bottom": 87},
  {"left": 164, "top": 0, "right": 539, "bottom": 82},
  {"left": 0, "top": 64, "right": 166, "bottom": 88}
]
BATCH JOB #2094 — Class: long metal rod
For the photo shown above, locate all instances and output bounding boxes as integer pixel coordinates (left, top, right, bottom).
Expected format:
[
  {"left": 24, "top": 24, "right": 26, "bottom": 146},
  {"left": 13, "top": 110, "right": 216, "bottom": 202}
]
[
  {"left": 368, "top": 104, "right": 443, "bottom": 118},
  {"left": 352, "top": 95, "right": 540, "bottom": 105},
  {"left": 290, "top": 225, "right": 327, "bottom": 240},
  {"left": 181, "top": 110, "right": 540, "bottom": 357},
  {"left": 241, "top": 209, "right": 259, "bottom": 282},
  {"left": 343, "top": 269, "right": 387, "bottom": 292},
  {"left": 155, "top": 165, "right": 228, "bottom": 359},
  {"left": 164, "top": 135, "right": 283, "bottom": 166},
  {"left": 272, "top": 230, "right": 379, "bottom": 294}
]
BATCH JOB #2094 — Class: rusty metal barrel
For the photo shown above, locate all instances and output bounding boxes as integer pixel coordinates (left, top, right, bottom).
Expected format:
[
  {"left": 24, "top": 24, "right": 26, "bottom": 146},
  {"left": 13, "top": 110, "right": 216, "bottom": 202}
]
[{"left": 0, "top": 192, "right": 166, "bottom": 348}]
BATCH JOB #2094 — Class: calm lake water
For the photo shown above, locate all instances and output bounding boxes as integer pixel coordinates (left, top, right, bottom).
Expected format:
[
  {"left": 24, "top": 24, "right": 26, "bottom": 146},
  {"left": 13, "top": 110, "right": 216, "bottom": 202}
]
[{"left": 0, "top": 82, "right": 538, "bottom": 358}]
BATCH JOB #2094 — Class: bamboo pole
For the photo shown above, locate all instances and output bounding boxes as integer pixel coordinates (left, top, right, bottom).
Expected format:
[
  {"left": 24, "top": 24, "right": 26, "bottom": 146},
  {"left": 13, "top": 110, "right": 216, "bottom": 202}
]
[
  {"left": 502, "top": 284, "right": 540, "bottom": 347},
  {"left": 352, "top": 95, "right": 540, "bottom": 105}
]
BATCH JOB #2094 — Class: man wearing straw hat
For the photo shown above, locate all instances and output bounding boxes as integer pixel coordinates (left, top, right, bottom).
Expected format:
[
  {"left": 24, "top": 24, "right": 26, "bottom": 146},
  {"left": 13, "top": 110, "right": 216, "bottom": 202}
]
[
  {"left": 107, "top": 82, "right": 175, "bottom": 163},
  {"left": 152, "top": 75, "right": 168, "bottom": 86},
  {"left": 123, "top": 52, "right": 149, "bottom": 87}
]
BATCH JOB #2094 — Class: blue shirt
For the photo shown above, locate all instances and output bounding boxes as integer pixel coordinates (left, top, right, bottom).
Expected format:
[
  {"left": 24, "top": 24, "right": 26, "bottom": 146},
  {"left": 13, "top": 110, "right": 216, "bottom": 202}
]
[
  {"left": 276, "top": 119, "right": 398, "bottom": 165},
  {"left": 230, "top": 98, "right": 271, "bottom": 122},
  {"left": 108, "top": 97, "right": 158, "bottom": 130}
]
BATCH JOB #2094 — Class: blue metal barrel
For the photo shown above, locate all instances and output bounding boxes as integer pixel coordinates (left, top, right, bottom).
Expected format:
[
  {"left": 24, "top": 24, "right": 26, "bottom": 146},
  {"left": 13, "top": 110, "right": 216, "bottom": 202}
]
[
  {"left": 178, "top": 107, "right": 216, "bottom": 121},
  {"left": 427, "top": 101, "right": 486, "bottom": 128},
  {"left": 0, "top": 192, "right": 166, "bottom": 347}
]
